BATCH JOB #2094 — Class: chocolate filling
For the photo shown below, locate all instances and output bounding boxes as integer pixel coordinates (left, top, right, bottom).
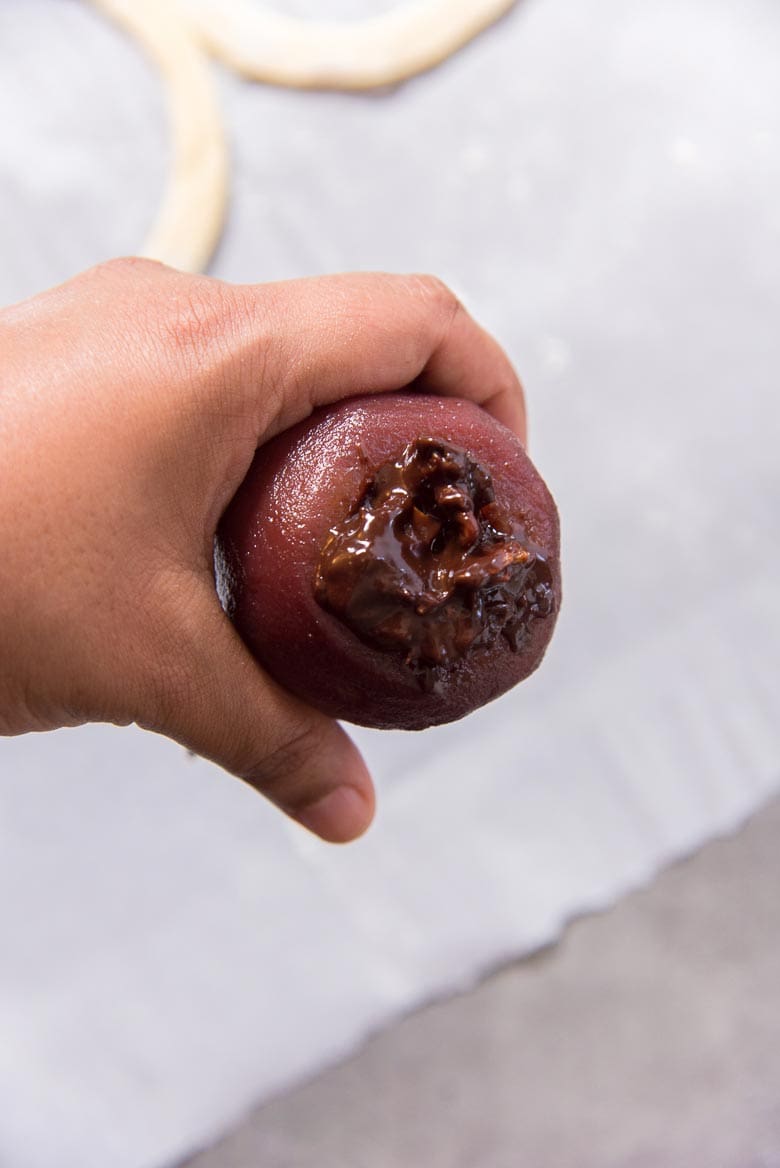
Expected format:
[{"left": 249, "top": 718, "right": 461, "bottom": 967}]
[{"left": 315, "top": 437, "right": 556, "bottom": 693}]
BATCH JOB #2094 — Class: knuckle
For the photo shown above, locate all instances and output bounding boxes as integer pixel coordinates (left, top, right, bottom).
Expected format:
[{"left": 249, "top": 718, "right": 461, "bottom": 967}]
[
  {"left": 409, "top": 273, "right": 463, "bottom": 322},
  {"left": 82, "top": 255, "right": 170, "bottom": 284},
  {"left": 242, "top": 718, "right": 328, "bottom": 803},
  {"left": 72, "top": 263, "right": 247, "bottom": 381},
  {"left": 159, "top": 278, "right": 243, "bottom": 370},
  {"left": 494, "top": 364, "right": 521, "bottom": 402},
  {"left": 164, "top": 286, "right": 218, "bottom": 353}
]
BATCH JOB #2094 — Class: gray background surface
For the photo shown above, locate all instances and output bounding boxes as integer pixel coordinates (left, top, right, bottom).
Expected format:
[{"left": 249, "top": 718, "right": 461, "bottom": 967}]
[{"left": 182, "top": 796, "right": 780, "bottom": 1168}]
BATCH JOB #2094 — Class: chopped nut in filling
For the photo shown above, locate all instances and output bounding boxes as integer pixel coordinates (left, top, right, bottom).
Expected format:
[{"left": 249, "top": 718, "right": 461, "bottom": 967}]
[{"left": 315, "top": 437, "right": 556, "bottom": 692}]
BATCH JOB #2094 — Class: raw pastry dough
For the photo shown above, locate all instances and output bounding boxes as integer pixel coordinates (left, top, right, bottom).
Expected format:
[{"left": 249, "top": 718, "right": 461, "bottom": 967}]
[
  {"left": 89, "top": 0, "right": 515, "bottom": 270},
  {"left": 90, "top": 0, "right": 228, "bottom": 272},
  {"left": 180, "top": 0, "right": 517, "bottom": 90}
]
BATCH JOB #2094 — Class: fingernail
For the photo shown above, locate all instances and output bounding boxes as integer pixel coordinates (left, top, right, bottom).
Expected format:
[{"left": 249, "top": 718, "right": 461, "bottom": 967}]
[{"left": 294, "top": 785, "right": 374, "bottom": 844}]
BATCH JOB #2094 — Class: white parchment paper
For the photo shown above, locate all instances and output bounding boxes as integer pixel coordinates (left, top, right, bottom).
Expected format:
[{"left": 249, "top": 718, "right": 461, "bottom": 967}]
[{"left": 1, "top": 1, "right": 779, "bottom": 1166}]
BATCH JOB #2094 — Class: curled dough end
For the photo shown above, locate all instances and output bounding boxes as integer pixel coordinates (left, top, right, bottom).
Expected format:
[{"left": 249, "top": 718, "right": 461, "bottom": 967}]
[
  {"left": 179, "top": 0, "right": 518, "bottom": 90},
  {"left": 90, "top": 0, "right": 228, "bottom": 273}
]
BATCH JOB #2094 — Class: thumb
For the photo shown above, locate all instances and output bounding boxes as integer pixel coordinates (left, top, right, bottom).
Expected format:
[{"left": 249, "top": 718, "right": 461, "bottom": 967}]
[{"left": 138, "top": 588, "right": 375, "bottom": 844}]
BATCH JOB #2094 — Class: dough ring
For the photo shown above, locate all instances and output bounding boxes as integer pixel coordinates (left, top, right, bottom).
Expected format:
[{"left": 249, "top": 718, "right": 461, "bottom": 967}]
[
  {"left": 180, "top": 0, "right": 517, "bottom": 90},
  {"left": 90, "top": 0, "right": 228, "bottom": 273},
  {"left": 89, "top": 0, "right": 515, "bottom": 270}
]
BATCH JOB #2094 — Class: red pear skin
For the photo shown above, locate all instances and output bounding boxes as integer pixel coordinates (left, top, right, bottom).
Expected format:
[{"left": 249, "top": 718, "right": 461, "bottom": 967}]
[{"left": 218, "top": 394, "right": 561, "bottom": 730}]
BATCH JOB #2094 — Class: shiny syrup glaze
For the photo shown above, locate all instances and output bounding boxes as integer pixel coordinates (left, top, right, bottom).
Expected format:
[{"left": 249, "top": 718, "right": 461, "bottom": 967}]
[{"left": 315, "top": 437, "right": 556, "bottom": 694}]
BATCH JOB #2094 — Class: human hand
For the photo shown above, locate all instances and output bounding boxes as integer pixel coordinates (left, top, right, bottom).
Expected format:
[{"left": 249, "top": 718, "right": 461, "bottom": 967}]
[{"left": 0, "top": 260, "right": 525, "bottom": 841}]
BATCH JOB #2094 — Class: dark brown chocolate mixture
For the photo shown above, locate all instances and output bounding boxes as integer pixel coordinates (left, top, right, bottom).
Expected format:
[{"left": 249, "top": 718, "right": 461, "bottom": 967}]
[{"left": 315, "top": 438, "right": 556, "bottom": 692}]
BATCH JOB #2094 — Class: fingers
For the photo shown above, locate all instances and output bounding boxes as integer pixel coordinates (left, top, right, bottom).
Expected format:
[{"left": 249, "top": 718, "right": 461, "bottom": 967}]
[
  {"left": 44, "top": 261, "right": 525, "bottom": 440},
  {"left": 410, "top": 315, "right": 527, "bottom": 442},
  {"left": 236, "top": 272, "right": 527, "bottom": 443},
  {"left": 50, "top": 261, "right": 525, "bottom": 445},
  {"left": 138, "top": 585, "right": 375, "bottom": 843}
]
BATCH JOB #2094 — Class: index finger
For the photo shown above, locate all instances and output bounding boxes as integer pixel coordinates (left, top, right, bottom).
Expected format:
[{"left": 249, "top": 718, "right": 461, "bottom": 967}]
[{"left": 241, "top": 272, "right": 527, "bottom": 443}]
